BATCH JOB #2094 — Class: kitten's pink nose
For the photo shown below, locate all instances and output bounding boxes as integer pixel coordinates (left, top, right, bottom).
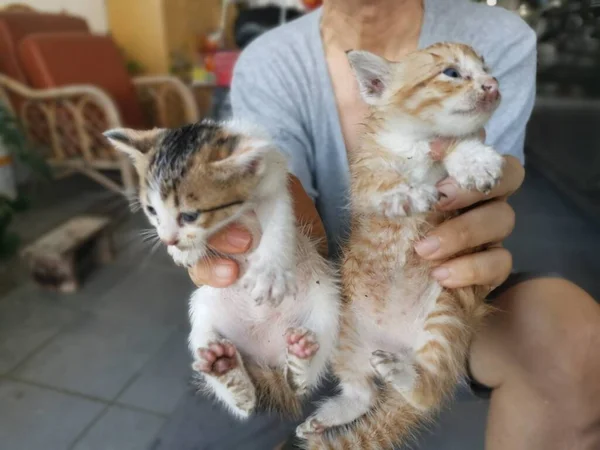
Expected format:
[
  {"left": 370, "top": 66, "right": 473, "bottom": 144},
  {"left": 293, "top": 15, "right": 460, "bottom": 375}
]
[
  {"left": 163, "top": 237, "right": 179, "bottom": 246},
  {"left": 481, "top": 78, "right": 499, "bottom": 101}
]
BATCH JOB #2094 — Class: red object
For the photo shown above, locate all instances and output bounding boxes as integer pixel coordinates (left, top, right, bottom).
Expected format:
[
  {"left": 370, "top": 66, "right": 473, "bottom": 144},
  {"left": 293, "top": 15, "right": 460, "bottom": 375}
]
[
  {"left": 302, "top": 0, "right": 322, "bottom": 10},
  {"left": 19, "top": 33, "right": 147, "bottom": 128},
  {"left": 213, "top": 51, "right": 240, "bottom": 87}
]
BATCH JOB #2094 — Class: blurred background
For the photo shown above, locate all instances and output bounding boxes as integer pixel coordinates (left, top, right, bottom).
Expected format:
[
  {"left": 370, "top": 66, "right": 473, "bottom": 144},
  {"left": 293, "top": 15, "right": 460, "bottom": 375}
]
[{"left": 0, "top": 1, "right": 598, "bottom": 449}]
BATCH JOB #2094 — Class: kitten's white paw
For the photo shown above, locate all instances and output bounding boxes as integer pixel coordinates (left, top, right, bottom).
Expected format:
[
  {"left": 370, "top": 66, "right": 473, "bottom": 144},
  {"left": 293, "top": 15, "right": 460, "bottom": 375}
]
[
  {"left": 408, "top": 185, "right": 440, "bottom": 214},
  {"left": 379, "top": 185, "right": 410, "bottom": 218},
  {"left": 370, "top": 350, "right": 417, "bottom": 392},
  {"left": 242, "top": 257, "right": 296, "bottom": 306},
  {"left": 168, "top": 246, "right": 198, "bottom": 268},
  {"left": 445, "top": 143, "right": 504, "bottom": 194}
]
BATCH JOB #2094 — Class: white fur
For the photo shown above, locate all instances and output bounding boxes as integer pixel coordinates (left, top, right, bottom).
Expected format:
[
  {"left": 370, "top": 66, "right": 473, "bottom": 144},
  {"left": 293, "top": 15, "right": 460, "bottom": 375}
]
[
  {"left": 444, "top": 140, "right": 505, "bottom": 192},
  {"left": 162, "top": 142, "right": 341, "bottom": 419}
]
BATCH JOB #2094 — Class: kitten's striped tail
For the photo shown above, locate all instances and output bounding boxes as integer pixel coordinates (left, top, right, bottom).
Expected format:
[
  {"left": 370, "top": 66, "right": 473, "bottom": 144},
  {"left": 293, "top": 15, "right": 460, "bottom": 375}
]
[{"left": 301, "top": 388, "right": 429, "bottom": 450}]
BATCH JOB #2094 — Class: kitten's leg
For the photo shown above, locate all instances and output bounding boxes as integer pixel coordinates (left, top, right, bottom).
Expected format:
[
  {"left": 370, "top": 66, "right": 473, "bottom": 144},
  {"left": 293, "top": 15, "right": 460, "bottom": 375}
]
[
  {"left": 372, "top": 288, "right": 488, "bottom": 411},
  {"left": 297, "top": 317, "right": 374, "bottom": 436},
  {"left": 242, "top": 189, "right": 297, "bottom": 306},
  {"left": 284, "top": 327, "right": 320, "bottom": 396},
  {"left": 443, "top": 139, "right": 505, "bottom": 194},
  {"left": 188, "top": 287, "right": 257, "bottom": 419},
  {"left": 296, "top": 377, "right": 377, "bottom": 438},
  {"left": 369, "top": 348, "right": 418, "bottom": 396},
  {"left": 194, "top": 340, "right": 257, "bottom": 419},
  {"left": 285, "top": 269, "right": 341, "bottom": 395}
]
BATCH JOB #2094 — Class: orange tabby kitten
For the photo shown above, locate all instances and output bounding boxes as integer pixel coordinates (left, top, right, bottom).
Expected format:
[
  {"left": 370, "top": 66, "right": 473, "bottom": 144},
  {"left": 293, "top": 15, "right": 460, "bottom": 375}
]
[{"left": 297, "top": 43, "right": 504, "bottom": 449}]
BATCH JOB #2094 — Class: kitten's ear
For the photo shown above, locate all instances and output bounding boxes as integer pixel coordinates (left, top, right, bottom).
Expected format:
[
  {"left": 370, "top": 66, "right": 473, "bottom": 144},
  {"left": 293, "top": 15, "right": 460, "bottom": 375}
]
[
  {"left": 216, "top": 137, "right": 282, "bottom": 179},
  {"left": 103, "top": 128, "right": 163, "bottom": 164},
  {"left": 347, "top": 50, "right": 393, "bottom": 105}
]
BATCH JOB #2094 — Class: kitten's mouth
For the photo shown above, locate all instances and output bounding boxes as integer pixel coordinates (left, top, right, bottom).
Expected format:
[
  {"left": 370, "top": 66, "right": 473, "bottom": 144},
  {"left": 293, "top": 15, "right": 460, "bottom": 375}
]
[{"left": 454, "top": 97, "right": 499, "bottom": 115}]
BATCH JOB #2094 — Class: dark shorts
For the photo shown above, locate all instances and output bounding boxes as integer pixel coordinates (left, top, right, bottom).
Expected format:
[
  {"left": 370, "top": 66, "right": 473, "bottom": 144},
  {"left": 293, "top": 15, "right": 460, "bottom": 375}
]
[{"left": 467, "top": 271, "right": 560, "bottom": 398}]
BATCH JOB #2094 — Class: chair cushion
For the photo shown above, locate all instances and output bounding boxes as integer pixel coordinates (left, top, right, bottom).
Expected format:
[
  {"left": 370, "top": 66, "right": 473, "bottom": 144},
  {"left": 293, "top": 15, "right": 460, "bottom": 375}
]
[
  {"left": 18, "top": 32, "right": 147, "bottom": 128},
  {"left": 0, "top": 12, "right": 89, "bottom": 83}
]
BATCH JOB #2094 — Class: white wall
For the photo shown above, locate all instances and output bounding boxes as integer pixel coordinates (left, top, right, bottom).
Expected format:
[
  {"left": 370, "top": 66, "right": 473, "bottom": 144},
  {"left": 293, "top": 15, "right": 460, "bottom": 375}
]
[{"left": 0, "top": 0, "right": 108, "bottom": 33}]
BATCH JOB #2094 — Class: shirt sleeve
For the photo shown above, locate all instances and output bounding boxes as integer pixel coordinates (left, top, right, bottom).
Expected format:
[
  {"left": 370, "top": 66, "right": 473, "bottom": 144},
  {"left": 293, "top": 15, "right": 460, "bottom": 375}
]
[
  {"left": 230, "top": 49, "right": 318, "bottom": 200},
  {"left": 486, "top": 25, "right": 537, "bottom": 165}
]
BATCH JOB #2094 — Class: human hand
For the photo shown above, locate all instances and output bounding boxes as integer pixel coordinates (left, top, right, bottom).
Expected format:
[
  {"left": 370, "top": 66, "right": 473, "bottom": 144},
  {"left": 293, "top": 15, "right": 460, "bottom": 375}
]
[
  {"left": 188, "top": 176, "right": 326, "bottom": 288},
  {"left": 414, "top": 154, "right": 524, "bottom": 290}
]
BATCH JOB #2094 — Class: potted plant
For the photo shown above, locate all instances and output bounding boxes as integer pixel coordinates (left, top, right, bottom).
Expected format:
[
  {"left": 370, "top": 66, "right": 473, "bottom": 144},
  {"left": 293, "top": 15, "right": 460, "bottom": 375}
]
[{"left": 0, "top": 100, "right": 50, "bottom": 257}]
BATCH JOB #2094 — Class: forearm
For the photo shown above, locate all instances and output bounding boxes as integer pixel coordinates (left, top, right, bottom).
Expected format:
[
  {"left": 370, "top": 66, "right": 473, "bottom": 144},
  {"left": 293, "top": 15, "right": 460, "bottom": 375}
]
[{"left": 289, "top": 175, "right": 328, "bottom": 256}]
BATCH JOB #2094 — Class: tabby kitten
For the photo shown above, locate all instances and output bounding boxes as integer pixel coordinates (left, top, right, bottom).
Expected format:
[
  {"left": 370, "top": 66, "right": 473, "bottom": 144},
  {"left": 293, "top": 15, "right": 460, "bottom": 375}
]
[
  {"left": 297, "top": 43, "right": 504, "bottom": 449},
  {"left": 104, "top": 120, "right": 340, "bottom": 419}
]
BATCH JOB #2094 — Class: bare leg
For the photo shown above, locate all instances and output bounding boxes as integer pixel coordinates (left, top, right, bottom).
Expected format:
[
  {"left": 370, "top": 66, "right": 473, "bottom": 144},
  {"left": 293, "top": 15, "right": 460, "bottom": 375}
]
[{"left": 470, "top": 278, "right": 600, "bottom": 450}]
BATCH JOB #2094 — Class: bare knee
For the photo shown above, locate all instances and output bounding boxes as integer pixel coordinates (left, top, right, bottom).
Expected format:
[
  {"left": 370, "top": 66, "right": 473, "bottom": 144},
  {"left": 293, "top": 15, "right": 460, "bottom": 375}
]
[{"left": 471, "top": 278, "right": 600, "bottom": 421}]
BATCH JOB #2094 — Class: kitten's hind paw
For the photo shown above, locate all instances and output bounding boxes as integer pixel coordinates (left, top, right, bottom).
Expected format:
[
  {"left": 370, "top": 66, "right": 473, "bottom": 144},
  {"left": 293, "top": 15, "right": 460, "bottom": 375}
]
[
  {"left": 193, "top": 340, "right": 238, "bottom": 376},
  {"left": 296, "top": 416, "right": 326, "bottom": 438},
  {"left": 370, "top": 349, "right": 417, "bottom": 392},
  {"left": 286, "top": 327, "right": 320, "bottom": 360}
]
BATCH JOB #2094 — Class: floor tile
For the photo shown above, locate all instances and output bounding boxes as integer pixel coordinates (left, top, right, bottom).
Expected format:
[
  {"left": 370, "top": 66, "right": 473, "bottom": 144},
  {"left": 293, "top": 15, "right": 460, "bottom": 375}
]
[
  {"left": 0, "top": 379, "right": 104, "bottom": 450},
  {"left": 90, "top": 265, "right": 195, "bottom": 327},
  {"left": 14, "top": 314, "right": 172, "bottom": 400},
  {"left": 0, "top": 284, "right": 81, "bottom": 375},
  {"left": 38, "top": 263, "right": 135, "bottom": 313},
  {"left": 118, "top": 330, "right": 194, "bottom": 415},
  {"left": 72, "top": 405, "right": 165, "bottom": 450}
]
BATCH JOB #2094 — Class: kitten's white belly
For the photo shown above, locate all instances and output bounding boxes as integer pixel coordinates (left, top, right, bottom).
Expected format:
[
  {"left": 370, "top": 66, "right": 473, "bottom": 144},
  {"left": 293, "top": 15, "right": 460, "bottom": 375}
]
[
  {"left": 354, "top": 269, "right": 441, "bottom": 355},
  {"left": 187, "top": 236, "right": 338, "bottom": 367}
]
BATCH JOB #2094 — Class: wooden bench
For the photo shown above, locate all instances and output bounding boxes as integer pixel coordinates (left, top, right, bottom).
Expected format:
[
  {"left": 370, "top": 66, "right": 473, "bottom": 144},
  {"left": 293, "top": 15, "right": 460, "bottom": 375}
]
[{"left": 21, "top": 215, "right": 114, "bottom": 293}]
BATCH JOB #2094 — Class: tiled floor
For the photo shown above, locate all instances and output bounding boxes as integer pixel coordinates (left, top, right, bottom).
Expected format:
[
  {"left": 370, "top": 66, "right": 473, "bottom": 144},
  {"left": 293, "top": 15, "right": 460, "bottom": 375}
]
[
  {"left": 0, "top": 202, "right": 198, "bottom": 450},
  {"left": 0, "top": 166, "right": 598, "bottom": 450}
]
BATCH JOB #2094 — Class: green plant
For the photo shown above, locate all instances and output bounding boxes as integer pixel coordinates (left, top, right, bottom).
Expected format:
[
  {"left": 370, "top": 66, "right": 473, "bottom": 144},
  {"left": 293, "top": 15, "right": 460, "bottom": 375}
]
[{"left": 0, "top": 101, "right": 50, "bottom": 257}]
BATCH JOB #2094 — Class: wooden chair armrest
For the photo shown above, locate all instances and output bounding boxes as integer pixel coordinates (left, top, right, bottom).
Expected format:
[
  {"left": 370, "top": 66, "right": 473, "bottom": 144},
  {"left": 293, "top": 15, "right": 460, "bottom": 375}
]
[
  {"left": 0, "top": 73, "right": 123, "bottom": 164},
  {"left": 132, "top": 75, "right": 199, "bottom": 127}
]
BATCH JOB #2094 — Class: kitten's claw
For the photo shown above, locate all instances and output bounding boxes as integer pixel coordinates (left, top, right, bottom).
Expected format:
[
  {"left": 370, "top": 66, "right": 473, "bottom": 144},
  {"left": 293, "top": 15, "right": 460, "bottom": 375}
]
[
  {"left": 193, "top": 340, "right": 238, "bottom": 376},
  {"left": 370, "top": 349, "right": 417, "bottom": 391},
  {"left": 242, "top": 258, "right": 296, "bottom": 306},
  {"left": 286, "top": 327, "right": 319, "bottom": 359},
  {"left": 296, "top": 416, "right": 326, "bottom": 438}
]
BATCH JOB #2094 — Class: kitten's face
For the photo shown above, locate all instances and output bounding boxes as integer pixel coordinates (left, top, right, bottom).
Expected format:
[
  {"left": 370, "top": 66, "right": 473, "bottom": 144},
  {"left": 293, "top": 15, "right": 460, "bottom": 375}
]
[
  {"left": 105, "top": 121, "right": 270, "bottom": 252},
  {"left": 348, "top": 43, "right": 500, "bottom": 137}
]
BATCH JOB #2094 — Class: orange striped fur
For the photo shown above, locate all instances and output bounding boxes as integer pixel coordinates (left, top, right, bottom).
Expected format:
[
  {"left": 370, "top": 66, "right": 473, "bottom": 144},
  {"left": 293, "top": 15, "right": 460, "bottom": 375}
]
[{"left": 297, "top": 43, "right": 503, "bottom": 449}]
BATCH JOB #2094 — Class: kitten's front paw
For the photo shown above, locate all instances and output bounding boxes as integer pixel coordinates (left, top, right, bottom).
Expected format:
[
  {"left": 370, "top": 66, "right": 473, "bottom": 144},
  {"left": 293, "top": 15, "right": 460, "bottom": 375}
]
[
  {"left": 445, "top": 144, "right": 504, "bottom": 194},
  {"left": 193, "top": 340, "right": 238, "bottom": 376},
  {"left": 408, "top": 185, "right": 440, "bottom": 214},
  {"left": 379, "top": 186, "right": 410, "bottom": 218},
  {"left": 242, "top": 258, "right": 296, "bottom": 306},
  {"left": 168, "top": 246, "right": 197, "bottom": 268}
]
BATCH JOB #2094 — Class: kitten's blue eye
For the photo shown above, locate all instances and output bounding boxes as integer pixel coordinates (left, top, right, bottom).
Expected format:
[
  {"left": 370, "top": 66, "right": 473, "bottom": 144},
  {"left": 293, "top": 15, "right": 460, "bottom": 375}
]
[
  {"left": 180, "top": 212, "right": 199, "bottom": 223},
  {"left": 146, "top": 206, "right": 156, "bottom": 215},
  {"left": 443, "top": 68, "right": 461, "bottom": 78}
]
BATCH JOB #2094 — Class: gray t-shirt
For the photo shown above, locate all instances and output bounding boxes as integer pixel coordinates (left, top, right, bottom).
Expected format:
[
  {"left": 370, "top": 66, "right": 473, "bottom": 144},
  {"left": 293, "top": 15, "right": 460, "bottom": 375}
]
[{"left": 231, "top": 0, "right": 537, "bottom": 256}]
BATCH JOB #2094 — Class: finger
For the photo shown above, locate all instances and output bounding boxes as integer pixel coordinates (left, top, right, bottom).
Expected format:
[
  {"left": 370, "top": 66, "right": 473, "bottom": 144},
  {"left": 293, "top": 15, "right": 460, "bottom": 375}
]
[
  {"left": 207, "top": 223, "right": 252, "bottom": 254},
  {"left": 431, "top": 247, "right": 512, "bottom": 289},
  {"left": 437, "top": 155, "right": 524, "bottom": 211},
  {"left": 478, "top": 128, "right": 486, "bottom": 141},
  {"left": 415, "top": 200, "right": 515, "bottom": 260},
  {"left": 188, "top": 258, "right": 239, "bottom": 287}
]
